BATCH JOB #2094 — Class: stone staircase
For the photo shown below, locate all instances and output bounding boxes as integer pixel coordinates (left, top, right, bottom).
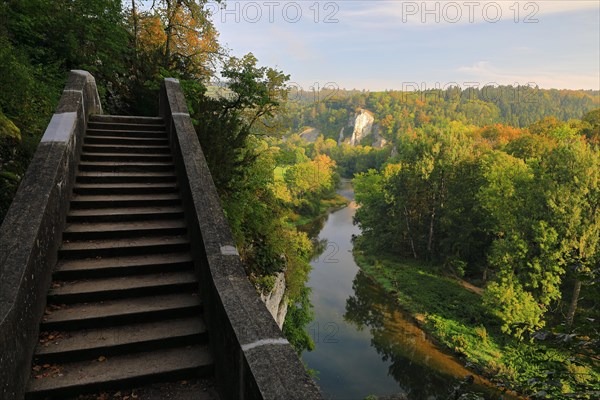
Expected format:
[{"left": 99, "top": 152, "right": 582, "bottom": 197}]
[{"left": 26, "top": 115, "right": 214, "bottom": 399}]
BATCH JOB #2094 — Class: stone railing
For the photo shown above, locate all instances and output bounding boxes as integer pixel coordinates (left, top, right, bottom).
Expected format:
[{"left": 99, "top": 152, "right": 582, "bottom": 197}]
[
  {"left": 159, "top": 78, "right": 322, "bottom": 400},
  {"left": 0, "top": 71, "right": 102, "bottom": 399}
]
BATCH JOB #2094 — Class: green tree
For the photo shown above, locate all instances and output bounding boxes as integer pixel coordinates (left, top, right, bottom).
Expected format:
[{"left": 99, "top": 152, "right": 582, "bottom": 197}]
[
  {"left": 538, "top": 141, "right": 600, "bottom": 329},
  {"left": 580, "top": 108, "right": 600, "bottom": 143},
  {"left": 190, "top": 53, "right": 289, "bottom": 191}
]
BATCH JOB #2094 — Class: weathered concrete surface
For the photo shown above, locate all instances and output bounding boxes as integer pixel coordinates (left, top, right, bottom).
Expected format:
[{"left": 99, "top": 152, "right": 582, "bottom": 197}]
[
  {"left": 0, "top": 70, "right": 101, "bottom": 399},
  {"left": 160, "top": 78, "right": 322, "bottom": 400}
]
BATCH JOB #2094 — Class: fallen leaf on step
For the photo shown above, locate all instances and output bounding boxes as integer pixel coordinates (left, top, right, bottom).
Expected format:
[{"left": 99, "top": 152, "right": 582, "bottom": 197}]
[
  {"left": 113, "top": 391, "right": 122, "bottom": 397},
  {"left": 98, "top": 356, "right": 107, "bottom": 362},
  {"left": 43, "top": 364, "right": 50, "bottom": 368},
  {"left": 32, "top": 365, "right": 41, "bottom": 372}
]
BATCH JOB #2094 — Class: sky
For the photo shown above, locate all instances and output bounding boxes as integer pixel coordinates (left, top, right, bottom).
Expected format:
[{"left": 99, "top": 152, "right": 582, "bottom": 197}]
[{"left": 205, "top": 0, "right": 600, "bottom": 91}]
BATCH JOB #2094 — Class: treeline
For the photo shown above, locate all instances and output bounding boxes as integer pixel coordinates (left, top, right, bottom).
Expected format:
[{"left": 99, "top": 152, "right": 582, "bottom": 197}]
[
  {"left": 285, "top": 86, "right": 599, "bottom": 143},
  {"left": 0, "top": 0, "right": 319, "bottom": 352}
]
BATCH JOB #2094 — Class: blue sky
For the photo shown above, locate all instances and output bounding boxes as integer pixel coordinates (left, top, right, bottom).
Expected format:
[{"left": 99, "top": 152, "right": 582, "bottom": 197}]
[{"left": 207, "top": 1, "right": 600, "bottom": 91}]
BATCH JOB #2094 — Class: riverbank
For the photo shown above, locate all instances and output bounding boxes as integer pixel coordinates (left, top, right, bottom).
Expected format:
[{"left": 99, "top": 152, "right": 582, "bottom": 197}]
[
  {"left": 292, "top": 193, "right": 349, "bottom": 231},
  {"left": 354, "top": 252, "right": 600, "bottom": 399}
]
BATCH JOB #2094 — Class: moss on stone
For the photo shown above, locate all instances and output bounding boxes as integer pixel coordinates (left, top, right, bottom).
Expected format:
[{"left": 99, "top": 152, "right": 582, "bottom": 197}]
[{"left": 0, "top": 110, "right": 21, "bottom": 142}]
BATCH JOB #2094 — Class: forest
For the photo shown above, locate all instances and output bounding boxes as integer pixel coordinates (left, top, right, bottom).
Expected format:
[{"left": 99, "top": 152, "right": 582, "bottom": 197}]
[{"left": 1, "top": 1, "right": 599, "bottom": 398}]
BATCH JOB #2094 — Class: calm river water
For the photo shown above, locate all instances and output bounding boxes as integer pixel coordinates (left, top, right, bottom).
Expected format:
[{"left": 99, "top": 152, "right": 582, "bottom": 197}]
[{"left": 301, "top": 181, "right": 508, "bottom": 400}]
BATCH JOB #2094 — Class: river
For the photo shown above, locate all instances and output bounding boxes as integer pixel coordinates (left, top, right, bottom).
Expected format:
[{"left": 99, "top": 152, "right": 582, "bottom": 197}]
[{"left": 301, "top": 181, "right": 508, "bottom": 400}]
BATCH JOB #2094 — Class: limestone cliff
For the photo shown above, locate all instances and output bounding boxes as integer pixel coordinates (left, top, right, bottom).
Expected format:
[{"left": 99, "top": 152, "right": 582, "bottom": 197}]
[
  {"left": 349, "top": 109, "right": 374, "bottom": 146},
  {"left": 338, "top": 109, "right": 387, "bottom": 148},
  {"left": 259, "top": 271, "right": 288, "bottom": 329}
]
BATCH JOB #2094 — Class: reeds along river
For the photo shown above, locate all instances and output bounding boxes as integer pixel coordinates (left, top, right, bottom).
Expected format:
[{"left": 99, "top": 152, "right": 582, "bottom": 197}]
[{"left": 301, "top": 180, "right": 513, "bottom": 400}]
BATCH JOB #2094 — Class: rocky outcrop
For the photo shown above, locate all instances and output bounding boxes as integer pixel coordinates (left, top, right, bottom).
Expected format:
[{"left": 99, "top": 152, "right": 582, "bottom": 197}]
[
  {"left": 260, "top": 272, "right": 288, "bottom": 329},
  {"left": 349, "top": 109, "right": 374, "bottom": 146},
  {"left": 371, "top": 134, "right": 387, "bottom": 148},
  {"left": 338, "top": 127, "right": 345, "bottom": 146},
  {"left": 299, "top": 127, "right": 320, "bottom": 143},
  {"left": 370, "top": 125, "right": 387, "bottom": 148},
  {"left": 338, "top": 109, "right": 388, "bottom": 147}
]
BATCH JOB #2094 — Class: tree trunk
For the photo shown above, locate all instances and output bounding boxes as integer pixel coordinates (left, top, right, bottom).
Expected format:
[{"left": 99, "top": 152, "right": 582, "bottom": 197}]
[
  {"left": 565, "top": 279, "right": 582, "bottom": 330},
  {"left": 427, "top": 192, "right": 436, "bottom": 259},
  {"left": 403, "top": 205, "right": 417, "bottom": 259},
  {"left": 131, "top": 0, "right": 138, "bottom": 61},
  {"left": 164, "top": 1, "right": 177, "bottom": 67}
]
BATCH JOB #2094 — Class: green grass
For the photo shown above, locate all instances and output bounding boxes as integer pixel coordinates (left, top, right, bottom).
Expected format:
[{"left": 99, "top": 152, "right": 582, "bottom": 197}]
[{"left": 354, "top": 253, "right": 600, "bottom": 398}]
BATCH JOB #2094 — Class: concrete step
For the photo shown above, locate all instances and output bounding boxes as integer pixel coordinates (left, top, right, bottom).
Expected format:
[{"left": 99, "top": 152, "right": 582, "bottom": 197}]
[
  {"left": 48, "top": 271, "right": 197, "bottom": 303},
  {"left": 67, "top": 206, "right": 184, "bottom": 223},
  {"left": 78, "top": 161, "right": 175, "bottom": 173},
  {"left": 70, "top": 194, "right": 181, "bottom": 209},
  {"left": 63, "top": 219, "right": 187, "bottom": 241},
  {"left": 89, "top": 115, "right": 164, "bottom": 125},
  {"left": 85, "top": 135, "right": 169, "bottom": 146},
  {"left": 85, "top": 128, "right": 167, "bottom": 138},
  {"left": 40, "top": 293, "right": 202, "bottom": 331},
  {"left": 73, "top": 182, "right": 178, "bottom": 195},
  {"left": 87, "top": 121, "right": 166, "bottom": 132},
  {"left": 34, "top": 317, "right": 208, "bottom": 364},
  {"left": 54, "top": 253, "right": 194, "bottom": 280},
  {"left": 59, "top": 235, "right": 190, "bottom": 259},
  {"left": 80, "top": 152, "right": 173, "bottom": 163},
  {"left": 76, "top": 171, "right": 177, "bottom": 184},
  {"left": 82, "top": 144, "right": 170, "bottom": 154},
  {"left": 26, "top": 344, "right": 213, "bottom": 399}
]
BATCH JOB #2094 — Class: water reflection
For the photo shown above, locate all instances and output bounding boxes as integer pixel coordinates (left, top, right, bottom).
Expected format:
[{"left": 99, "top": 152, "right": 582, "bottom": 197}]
[
  {"left": 302, "top": 181, "right": 511, "bottom": 399},
  {"left": 345, "top": 271, "right": 503, "bottom": 399}
]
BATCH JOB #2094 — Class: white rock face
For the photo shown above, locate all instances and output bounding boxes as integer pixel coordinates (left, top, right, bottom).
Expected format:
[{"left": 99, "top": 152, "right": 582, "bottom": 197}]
[
  {"left": 370, "top": 125, "right": 387, "bottom": 148},
  {"left": 300, "top": 127, "right": 320, "bottom": 143},
  {"left": 260, "top": 272, "right": 288, "bottom": 329},
  {"left": 350, "top": 109, "right": 374, "bottom": 146},
  {"left": 338, "top": 127, "right": 345, "bottom": 146},
  {"left": 372, "top": 135, "right": 387, "bottom": 148}
]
